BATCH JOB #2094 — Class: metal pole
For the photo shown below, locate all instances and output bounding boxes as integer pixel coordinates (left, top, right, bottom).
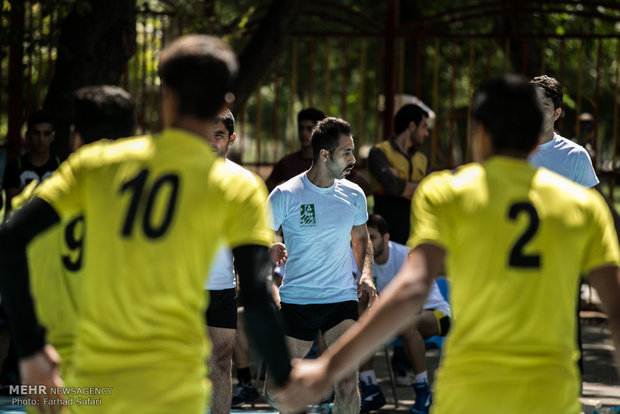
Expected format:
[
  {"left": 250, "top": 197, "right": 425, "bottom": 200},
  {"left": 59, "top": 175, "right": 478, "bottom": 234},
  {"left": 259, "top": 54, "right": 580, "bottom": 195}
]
[{"left": 383, "top": 0, "right": 397, "bottom": 140}]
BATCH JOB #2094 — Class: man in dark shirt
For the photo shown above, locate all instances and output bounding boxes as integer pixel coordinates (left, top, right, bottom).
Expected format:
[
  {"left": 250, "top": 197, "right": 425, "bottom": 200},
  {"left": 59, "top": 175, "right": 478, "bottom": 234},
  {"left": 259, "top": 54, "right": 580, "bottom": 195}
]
[
  {"left": 368, "top": 104, "right": 430, "bottom": 244},
  {"left": 3, "top": 110, "right": 59, "bottom": 218},
  {"left": 265, "top": 107, "right": 325, "bottom": 192}
]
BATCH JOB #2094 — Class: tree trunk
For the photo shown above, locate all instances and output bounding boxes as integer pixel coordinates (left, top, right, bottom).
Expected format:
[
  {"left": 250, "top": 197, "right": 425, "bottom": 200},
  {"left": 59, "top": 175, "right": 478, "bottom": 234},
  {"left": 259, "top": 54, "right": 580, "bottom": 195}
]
[
  {"left": 44, "top": 0, "right": 136, "bottom": 159},
  {"left": 233, "top": 0, "right": 303, "bottom": 113}
]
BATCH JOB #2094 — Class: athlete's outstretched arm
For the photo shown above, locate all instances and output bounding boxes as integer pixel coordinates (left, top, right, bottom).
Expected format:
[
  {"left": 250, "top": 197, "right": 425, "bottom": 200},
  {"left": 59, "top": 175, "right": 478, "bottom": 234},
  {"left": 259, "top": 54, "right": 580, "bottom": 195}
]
[
  {"left": 233, "top": 244, "right": 291, "bottom": 386},
  {"left": 275, "top": 243, "right": 444, "bottom": 412},
  {"left": 589, "top": 265, "right": 620, "bottom": 378}
]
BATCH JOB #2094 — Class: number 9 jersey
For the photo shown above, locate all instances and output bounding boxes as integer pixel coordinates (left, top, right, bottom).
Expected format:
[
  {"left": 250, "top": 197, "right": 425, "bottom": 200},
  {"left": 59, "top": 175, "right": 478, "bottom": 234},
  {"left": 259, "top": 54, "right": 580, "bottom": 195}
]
[
  {"left": 12, "top": 181, "right": 84, "bottom": 376},
  {"left": 35, "top": 128, "right": 274, "bottom": 377},
  {"left": 407, "top": 156, "right": 620, "bottom": 414}
]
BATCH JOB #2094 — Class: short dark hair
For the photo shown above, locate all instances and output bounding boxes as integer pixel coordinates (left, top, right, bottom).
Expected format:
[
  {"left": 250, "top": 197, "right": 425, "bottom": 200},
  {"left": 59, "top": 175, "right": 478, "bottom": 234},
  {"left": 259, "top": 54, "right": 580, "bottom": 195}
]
[
  {"left": 297, "top": 107, "right": 325, "bottom": 126},
  {"left": 27, "top": 110, "right": 54, "bottom": 131},
  {"left": 73, "top": 86, "right": 135, "bottom": 144},
  {"left": 472, "top": 74, "right": 543, "bottom": 155},
  {"left": 216, "top": 108, "right": 235, "bottom": 136},
  {"left": 311, "top": 117, "right": 352, "bottom": 161},
  {"left": 531, "top": 75, "right": 563, "bottom": 110},
  {"left": 367, "top": 214, "right": 389, "bottom": 236},
  {"left": 158, "top": 35, "right": 238, "bottom": 120},
  {"left": 393, "top": 104, "right": 428, "bottom": 135}
]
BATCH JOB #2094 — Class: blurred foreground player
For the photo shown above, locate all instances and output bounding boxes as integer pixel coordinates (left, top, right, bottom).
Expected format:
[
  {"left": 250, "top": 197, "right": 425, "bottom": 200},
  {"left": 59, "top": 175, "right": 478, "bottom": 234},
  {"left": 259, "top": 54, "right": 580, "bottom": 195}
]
[
  {"left": 276, "top": 74, "right": 620, "bottom": 414},
  {"left": 11, "top": 85, "right": 135, "bottom": 375},
  {"left": 0, "top": 35, "right": 290, "bottom": 414},
  {"left": 11, "top": 85, "right": 135, "bottom": 414}
]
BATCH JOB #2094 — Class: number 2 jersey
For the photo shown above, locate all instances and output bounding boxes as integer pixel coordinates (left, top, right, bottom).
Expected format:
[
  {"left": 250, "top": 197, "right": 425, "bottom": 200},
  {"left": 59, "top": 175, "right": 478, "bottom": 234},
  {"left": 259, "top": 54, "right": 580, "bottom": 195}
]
[
  {"left": 35, "top": 128, "right": 274, "bottom": 374},
  {"left": 408, "top": 156, "right": 620, "bottom": 414}
]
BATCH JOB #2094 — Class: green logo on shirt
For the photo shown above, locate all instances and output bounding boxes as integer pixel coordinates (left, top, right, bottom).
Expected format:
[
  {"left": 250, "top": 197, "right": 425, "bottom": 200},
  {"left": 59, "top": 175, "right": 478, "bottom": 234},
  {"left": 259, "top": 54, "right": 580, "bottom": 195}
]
[{"left": 300, "top": 204, "right": 316, "bottom": 226}]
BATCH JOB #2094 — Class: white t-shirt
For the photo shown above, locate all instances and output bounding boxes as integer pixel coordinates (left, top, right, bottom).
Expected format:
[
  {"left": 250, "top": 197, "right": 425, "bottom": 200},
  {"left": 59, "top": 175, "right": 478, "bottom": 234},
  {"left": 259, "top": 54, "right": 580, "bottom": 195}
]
[
  {"left": 204, "top": 159, "right": 260, "bottom": 290},
  {"left": 269, "top": 172, "right": 368, "bottom": 304},
  {"left": 374, "top": 241, "right": 450, "bottom": 316},
  {"left": 204, "top": 248, "right": 234, "bottom": 290},
  {"left": 529, "top": 133, "right": 599, "bottom": 188}
]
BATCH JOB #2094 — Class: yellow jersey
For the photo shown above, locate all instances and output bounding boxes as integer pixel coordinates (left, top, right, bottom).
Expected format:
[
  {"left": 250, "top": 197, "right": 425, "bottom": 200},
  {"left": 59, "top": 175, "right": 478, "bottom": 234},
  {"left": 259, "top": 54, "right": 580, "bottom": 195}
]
[
  {"left": 408, "top": 156, "right": 620, "bottom": 414},
  {"left": 369, "top": 139, "right": 428, "bottom": 194},
  {"left": 13, "top": 182, "right": 84, "bottom": 374},
  {"left": 36, "top": 128, "right": 273, "bottom": 374}
]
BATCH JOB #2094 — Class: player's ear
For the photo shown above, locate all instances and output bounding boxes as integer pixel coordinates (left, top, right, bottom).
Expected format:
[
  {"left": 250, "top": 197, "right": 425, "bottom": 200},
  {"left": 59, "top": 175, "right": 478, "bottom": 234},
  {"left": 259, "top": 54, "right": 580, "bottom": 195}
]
[
  {"left": 228, "top": 133, "right": 237, "bottom": 147},
  {"left": 553, "top": 107, "right": 562, "bottom": 123},
  {"left": 408, "top": 120, "right": 417, "bottom": 133},
  {"left": 320, "top": 148, "right": 329, "bottom": 161}
]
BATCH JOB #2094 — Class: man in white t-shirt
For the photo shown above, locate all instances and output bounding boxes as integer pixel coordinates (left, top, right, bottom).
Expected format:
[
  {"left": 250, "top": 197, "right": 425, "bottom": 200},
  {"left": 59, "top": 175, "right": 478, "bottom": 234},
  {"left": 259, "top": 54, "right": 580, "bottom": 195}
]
[
  {"left": 204, "top": 109, "right": 287, "bottom": 413},
  {"left": 265, "top": 117, "right": 376, "bottom": 413},
  {"left": 528, "top": 75, "right": 598, "bottom": 188},
  {"left": 203, "top": 109, "right": 248, "bottom": 414},
  {"left": 357, "top": 214, "right": 451, "bottom": 414}
]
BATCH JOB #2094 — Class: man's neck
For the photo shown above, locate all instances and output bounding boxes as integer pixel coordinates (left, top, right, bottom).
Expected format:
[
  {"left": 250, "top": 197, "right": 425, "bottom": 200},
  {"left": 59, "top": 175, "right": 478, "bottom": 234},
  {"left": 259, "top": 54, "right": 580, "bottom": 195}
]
[
  {"left": 540, "top": 129, "right": 555, "bottom": 145},
  {"left": 392, "top": 132, "right": 411, "bottom": 155},
  {"left": 28, "top": 152, "right": 50, "bottom": 167},
  {"left": 306, "top": 165, "right": 334, "bottom": 188}
]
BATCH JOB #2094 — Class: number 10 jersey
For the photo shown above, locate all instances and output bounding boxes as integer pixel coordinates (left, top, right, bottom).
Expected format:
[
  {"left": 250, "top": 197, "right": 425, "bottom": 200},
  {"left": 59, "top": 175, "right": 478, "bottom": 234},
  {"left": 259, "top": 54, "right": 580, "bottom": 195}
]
[{"left": 36, "top": 128, "right": 274, "bottom": 375}]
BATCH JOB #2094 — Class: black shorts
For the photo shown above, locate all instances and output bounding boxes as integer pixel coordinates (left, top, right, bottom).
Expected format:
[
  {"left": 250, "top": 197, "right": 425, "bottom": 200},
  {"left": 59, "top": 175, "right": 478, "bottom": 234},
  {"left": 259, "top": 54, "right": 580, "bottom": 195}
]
[
  {"left": 428, "top": 309, "right": 451, "bottom": 336},
  {"left": 205, "top": 288, "right": 237, "bottom": 329},
  {"left": 280, "top": 301, "right": 359, "bottom": 341}
]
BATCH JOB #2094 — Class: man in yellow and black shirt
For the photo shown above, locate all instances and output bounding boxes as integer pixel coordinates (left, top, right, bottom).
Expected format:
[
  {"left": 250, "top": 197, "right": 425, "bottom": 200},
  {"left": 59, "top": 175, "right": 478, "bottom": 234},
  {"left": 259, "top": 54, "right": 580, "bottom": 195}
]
[
  {"left": 368, "top": 104, "right": 429, "bottom": 244},
  {"left": 0, "top": 35, "right": 290, "bottom": 414},
  {"left": 11, "top": 86, "right": 136, "bottom": 379},
  {"left": 276, "top": 75, "right": 620, "bottom": 414}
]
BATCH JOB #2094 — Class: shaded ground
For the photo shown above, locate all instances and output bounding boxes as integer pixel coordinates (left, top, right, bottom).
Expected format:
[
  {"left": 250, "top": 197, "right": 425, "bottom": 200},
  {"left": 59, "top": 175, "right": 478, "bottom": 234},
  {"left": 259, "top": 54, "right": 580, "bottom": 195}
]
[
  {"left": 237, "top": 314, "right": 619, "bottom": 413},
  {"left": 0, "top": 315, "right": 617, "bottom": 413}
]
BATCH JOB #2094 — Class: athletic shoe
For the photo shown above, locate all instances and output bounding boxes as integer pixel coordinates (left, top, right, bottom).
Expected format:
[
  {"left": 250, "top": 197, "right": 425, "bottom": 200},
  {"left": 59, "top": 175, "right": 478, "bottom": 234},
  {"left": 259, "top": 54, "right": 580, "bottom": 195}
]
[
  {"left": 231, "top": 382, "right": 260, "bottom": 408},
  {"left": 410, "top": 382, "right": 432, "bottom": 414},
  {"left": 395, "top": 368, "right": 414, "bottom": 386},
  {"left": 360, "top": 380, "right": 386, "bottom": 412}
]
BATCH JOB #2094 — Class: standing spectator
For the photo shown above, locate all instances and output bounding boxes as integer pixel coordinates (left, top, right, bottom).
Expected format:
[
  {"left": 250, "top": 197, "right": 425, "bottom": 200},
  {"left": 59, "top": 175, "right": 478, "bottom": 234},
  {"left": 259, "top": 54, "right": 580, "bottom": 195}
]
[
  {"left": 368, "top": 104, "right": 430, "bottom": 244},
  {"left": 529, "top": 75, "right": 598, "bottom": 188},
  {"left": 3, "top": 110, "right": 59, "bottom": 218},
  {"left": 265, "top": 107, "right": 325, "bottom": 192},
  {"left": 265, "top": 117, "right": 376, "bottom": 413},
  {"left": 529, "top": 75, "right": 602, "bottom": 379}
]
